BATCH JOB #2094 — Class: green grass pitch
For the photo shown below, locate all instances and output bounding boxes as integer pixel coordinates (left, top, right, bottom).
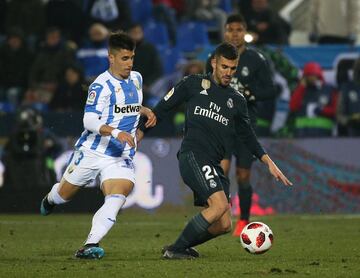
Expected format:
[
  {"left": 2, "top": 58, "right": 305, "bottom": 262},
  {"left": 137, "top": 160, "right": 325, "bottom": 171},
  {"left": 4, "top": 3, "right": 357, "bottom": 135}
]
[{"left": 0, "top": 211, "right": 359, "bottom": 277}]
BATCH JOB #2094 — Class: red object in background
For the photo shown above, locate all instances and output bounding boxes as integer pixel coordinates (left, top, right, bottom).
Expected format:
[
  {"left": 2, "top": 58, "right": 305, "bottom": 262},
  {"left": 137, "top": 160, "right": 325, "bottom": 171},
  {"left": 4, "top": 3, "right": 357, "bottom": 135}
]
[
  {"left": 328, "top": 179, "right": 360, "bottom": 195},
  {"left": 231, "top": 193, "right": 276, "bottom": 216}
]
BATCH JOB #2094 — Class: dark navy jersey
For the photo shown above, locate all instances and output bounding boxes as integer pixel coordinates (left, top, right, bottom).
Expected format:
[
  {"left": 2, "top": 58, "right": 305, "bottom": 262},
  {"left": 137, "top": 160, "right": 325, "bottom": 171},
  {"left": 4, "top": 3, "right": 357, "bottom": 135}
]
[
  {"left": 206, "top": 47, "right": 277, "bottom": 124},
  {"left": 150, "top": 73, "right": 266, "bottom": 163}
]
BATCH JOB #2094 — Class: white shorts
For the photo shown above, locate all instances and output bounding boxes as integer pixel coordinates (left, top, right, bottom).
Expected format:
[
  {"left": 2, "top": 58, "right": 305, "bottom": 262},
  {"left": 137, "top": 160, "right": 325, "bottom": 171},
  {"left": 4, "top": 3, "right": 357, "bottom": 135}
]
[{"left": 63, "top": 147, "right": 135, "bottom": 187}]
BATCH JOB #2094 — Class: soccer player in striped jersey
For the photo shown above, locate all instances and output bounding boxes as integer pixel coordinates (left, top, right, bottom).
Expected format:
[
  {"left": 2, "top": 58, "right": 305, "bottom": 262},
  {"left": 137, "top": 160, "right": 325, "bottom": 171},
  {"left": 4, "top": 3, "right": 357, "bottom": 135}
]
[{"left": 40, "top": 31, "right": 156, "bottom": 259}]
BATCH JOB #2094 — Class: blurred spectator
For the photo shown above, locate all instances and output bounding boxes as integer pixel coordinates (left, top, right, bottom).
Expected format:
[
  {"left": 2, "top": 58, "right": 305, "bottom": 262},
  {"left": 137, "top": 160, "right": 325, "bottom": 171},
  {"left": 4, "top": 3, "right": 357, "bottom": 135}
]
[
  {"left": 77, "top": 23, "right": 109, "bottom": 82},
  {"left": 150, "top": 60, "right": 204, "bottom": 98},
  {"left": 49, "top": 65, "right": 88, "bottom": 112},
  {"left": 309, "top": 0, "right": 360, "bottom": 44},
  {"left": 128, "top": 23, "right": 163, "bottom": 106},
  {"left": 150, "top": 60, "right": 205, "bottom": 134},
  {"left": 256, "top": 46, "right": 299, "bottom": 137},
  {"left": 0, "top": 28, "right": 33, "bottom": 107},
  {"left": 153, "top": 0, "right": 186, "bottom": 45},
  {"left": 29, "top": 27, "right": 76, "bottom": 103},
  {"left": 242, "top": 0, "right": 290, "bottom": 45},
  {"left": 85, "top": 0, "right": 132, "bottom": 31},
  {"left": 5, "top": 0, "right": 45, "bottom": 47},
  {"left": 3, "top": 108, "right": 59, "bottom": 188},
  {"left": 336, "top": 57, "right": 357, "bottom": 88},
  {"left": 256, "top": 96, "right": 279, "bottom": 137},
  {"left": 337, "top": 58, "right": 360, "bottom": 136},
  {"left": 186, "top": 0, "right": 227, "bottom": 38},
  {"left": 290, "top": 62, "right": 338, "bottom": 137},
  {"left": 45, "top": 0, "right": 86, "bottom": 45}
]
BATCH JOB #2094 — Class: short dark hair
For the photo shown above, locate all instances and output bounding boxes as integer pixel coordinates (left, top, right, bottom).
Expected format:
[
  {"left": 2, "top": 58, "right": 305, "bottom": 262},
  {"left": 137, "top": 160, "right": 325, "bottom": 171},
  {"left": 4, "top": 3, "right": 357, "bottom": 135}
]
[
  {"left": 109, "top": 31, "right": 135, "bottom": 53},
  {"left": 225, "top": 14, "right": 247, "bottom": 28},
  {"left": 214, "top": 42, "right": 238, "bottom": 60}
]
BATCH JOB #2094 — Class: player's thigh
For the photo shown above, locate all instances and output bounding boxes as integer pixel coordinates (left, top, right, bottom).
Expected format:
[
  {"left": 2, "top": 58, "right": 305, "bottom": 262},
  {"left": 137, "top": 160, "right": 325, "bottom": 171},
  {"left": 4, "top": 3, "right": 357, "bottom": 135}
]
[
  {"left": 220, "top": 158, "right": 231, "bottom": 177},
  {"left": 236, "top": 167, "right": 251, "bottom": 182},
  {"left": 58, "top": 178, "right": 81, "bottom": 200},
  {"left": 235, "top": 140, "right": 255, "bottom": 170},
  {"left": 102, "top": 179, "right": 134, "bottom": 196},
  {"left": 178, "top": 151, "right": 224, "bottom": 207},
  {"left": 100, "top": 157, "right": 135, "bottom": 197},
  {"left": 62, "top": 148, "right": 101, "bottom": 187},
  {"left": 215, "top": 164, "right": 231, "bottom": 202}
]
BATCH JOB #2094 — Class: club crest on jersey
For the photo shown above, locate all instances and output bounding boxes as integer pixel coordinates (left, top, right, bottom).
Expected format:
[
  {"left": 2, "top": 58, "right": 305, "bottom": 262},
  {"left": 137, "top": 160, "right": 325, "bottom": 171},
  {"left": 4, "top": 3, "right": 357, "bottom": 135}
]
[
  {"left": 67, "top": 165, "right": 75, "bottom": 174},
  {"left": 209, "top": 179, "right": 217, "bottom": 188},
  {"left": 164, "top": 88, "right": 174, "bottom": 101},
  {"left": 133, "top": 79, "right": 141, "bottom": 91},
  {"left": 201, "top": 79, "right": 211, "bottom": 90},
  {"left": 227, "top": 98, "right": 234, "bottom": 108},
  {"left": 86, "top": 90, "right": 96, "bottom": 105},
  {"left": 241, "top": 67, "right": 249, "bottom": 77}
]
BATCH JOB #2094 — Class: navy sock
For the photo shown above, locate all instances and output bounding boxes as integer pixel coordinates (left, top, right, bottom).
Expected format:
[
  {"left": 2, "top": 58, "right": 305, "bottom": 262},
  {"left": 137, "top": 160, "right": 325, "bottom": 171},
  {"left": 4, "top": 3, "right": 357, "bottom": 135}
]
[
  {"left": 190, "top": 230, "right": 219, "bottom": 247},
  {"left": 172, "top": 213, "right": 211, "bottom": 251},
  {"left": 238, "top": 182, "right": 252, "bottom": 220}
]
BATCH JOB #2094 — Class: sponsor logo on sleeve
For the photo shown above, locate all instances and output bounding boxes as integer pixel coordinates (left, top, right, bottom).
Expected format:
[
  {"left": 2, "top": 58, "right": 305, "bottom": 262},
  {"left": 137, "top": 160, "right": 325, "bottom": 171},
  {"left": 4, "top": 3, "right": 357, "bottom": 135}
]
[{"left": 201, "top": 79, "right": 211, "bottom": 90}]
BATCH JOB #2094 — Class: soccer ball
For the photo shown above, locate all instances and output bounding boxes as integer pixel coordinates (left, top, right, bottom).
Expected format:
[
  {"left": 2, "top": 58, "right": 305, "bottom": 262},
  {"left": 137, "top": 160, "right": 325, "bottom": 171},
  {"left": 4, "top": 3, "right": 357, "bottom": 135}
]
[{"left": 240, "top": 222, "right": 274, "bottom": 254}]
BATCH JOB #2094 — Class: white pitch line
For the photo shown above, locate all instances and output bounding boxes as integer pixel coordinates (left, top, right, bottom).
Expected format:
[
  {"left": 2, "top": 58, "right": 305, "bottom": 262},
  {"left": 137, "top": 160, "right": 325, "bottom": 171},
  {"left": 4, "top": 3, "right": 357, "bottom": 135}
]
[
  {"left": 299, "top": 215, "right": 360, "bottom": 220},
  {"left": 0, "top": 220, "right": 170, "bottom": 226}
]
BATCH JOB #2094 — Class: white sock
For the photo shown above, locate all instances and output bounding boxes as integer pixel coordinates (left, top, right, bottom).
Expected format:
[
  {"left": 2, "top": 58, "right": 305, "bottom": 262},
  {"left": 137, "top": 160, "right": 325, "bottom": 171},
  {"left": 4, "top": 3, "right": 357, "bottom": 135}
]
[
  {"left": 85, "top": 194, "right": 126, "bottom": 245},
  {"left": 47, "top": 183, "right": 68, "bottom": 205}
]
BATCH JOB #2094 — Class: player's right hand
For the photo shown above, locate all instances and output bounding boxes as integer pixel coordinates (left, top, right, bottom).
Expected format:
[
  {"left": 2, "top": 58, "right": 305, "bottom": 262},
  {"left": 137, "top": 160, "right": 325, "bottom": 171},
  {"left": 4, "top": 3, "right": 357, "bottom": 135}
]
[
  {"left": 117, "top": 131, "right": 135, "bottom": 147},
  {"left": 268, "top": 162, "right": 293, "bottom": 186}
]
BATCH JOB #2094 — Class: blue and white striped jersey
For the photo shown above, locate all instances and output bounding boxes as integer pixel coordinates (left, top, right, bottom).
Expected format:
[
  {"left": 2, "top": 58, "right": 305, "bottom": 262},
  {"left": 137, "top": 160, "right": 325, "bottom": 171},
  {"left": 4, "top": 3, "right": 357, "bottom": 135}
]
[{"left": 75, "top": 70, "right": 143, "bottom": 158}]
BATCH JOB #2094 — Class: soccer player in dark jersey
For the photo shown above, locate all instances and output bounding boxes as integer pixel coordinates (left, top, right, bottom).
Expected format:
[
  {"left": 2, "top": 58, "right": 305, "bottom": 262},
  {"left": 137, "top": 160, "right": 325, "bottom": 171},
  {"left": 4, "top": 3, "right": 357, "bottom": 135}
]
[
  {"left": 139, "top": 42, "right": 291, "bottom": 259},
  {"left": 206, "top": 14, "right": 278, "bottom": 236}
]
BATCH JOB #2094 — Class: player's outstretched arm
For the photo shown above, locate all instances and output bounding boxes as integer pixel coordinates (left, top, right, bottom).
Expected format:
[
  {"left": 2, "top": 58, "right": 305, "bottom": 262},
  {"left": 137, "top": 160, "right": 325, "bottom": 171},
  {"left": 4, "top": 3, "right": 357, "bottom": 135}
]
[
  {"left": 140, "top": 106, "right": 157, "bottom": 128},
  {"left": 261, "top": 154, "right": 293, "bottom": 186}
]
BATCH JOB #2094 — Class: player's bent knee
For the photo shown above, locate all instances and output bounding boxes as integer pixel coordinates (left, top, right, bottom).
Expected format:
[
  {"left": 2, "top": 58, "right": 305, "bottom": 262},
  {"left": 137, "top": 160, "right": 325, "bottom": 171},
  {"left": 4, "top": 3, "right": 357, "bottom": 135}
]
[
  {"left": 102, "top": 179, "right": 134, "bottom": 196},
  {"left": 213, "top": 204, "right": 229, "bottom": 220},
  {"left": 58, "top": 179, "right": 81, "bottom": 201},
  {"left": 222, "top": 220, "right": 232, "bottom": 234}
]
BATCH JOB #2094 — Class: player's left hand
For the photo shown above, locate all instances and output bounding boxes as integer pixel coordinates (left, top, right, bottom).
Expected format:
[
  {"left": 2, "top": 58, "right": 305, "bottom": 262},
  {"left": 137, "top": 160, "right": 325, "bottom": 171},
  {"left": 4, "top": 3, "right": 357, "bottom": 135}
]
[
  {"left": 145, "top": 110, "right": 157, "bottom": 128},
  {"left": 268, "top": 162, "right": 293, "bottom": 186}
]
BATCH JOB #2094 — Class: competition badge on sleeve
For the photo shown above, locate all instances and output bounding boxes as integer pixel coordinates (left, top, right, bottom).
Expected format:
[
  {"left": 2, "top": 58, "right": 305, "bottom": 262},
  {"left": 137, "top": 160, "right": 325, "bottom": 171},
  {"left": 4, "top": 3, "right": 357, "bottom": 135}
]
[
  {"left": 164, "top": 88, "right": 174, "bottom": 101},
  {"left": 86, "top": 90, "right": 97, "bottom": 105}
]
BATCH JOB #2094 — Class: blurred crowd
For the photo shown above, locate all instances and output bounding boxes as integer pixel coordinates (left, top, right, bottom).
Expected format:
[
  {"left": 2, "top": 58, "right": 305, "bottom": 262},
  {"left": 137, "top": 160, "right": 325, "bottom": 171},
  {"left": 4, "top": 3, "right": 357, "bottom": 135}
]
[{"left": 0, "top": 0, "right": 359, "bottom": 138}]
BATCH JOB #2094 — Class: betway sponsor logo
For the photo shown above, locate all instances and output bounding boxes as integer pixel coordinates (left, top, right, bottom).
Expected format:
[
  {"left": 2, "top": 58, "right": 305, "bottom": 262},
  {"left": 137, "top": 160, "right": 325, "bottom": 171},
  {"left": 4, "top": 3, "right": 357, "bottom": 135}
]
[
  {"left": 114, "top": 104, "right": 141, "bottom": 114},
  {"left": 194, "top": 102, "right": 229, "bottom": 126}
]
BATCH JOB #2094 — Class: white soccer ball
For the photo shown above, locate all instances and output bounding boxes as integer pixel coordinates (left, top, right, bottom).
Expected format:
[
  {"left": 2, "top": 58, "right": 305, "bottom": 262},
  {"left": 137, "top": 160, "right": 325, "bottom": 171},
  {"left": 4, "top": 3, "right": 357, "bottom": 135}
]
[{"left": 240, "top": 222, "right": 274, "bottom": 254}]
